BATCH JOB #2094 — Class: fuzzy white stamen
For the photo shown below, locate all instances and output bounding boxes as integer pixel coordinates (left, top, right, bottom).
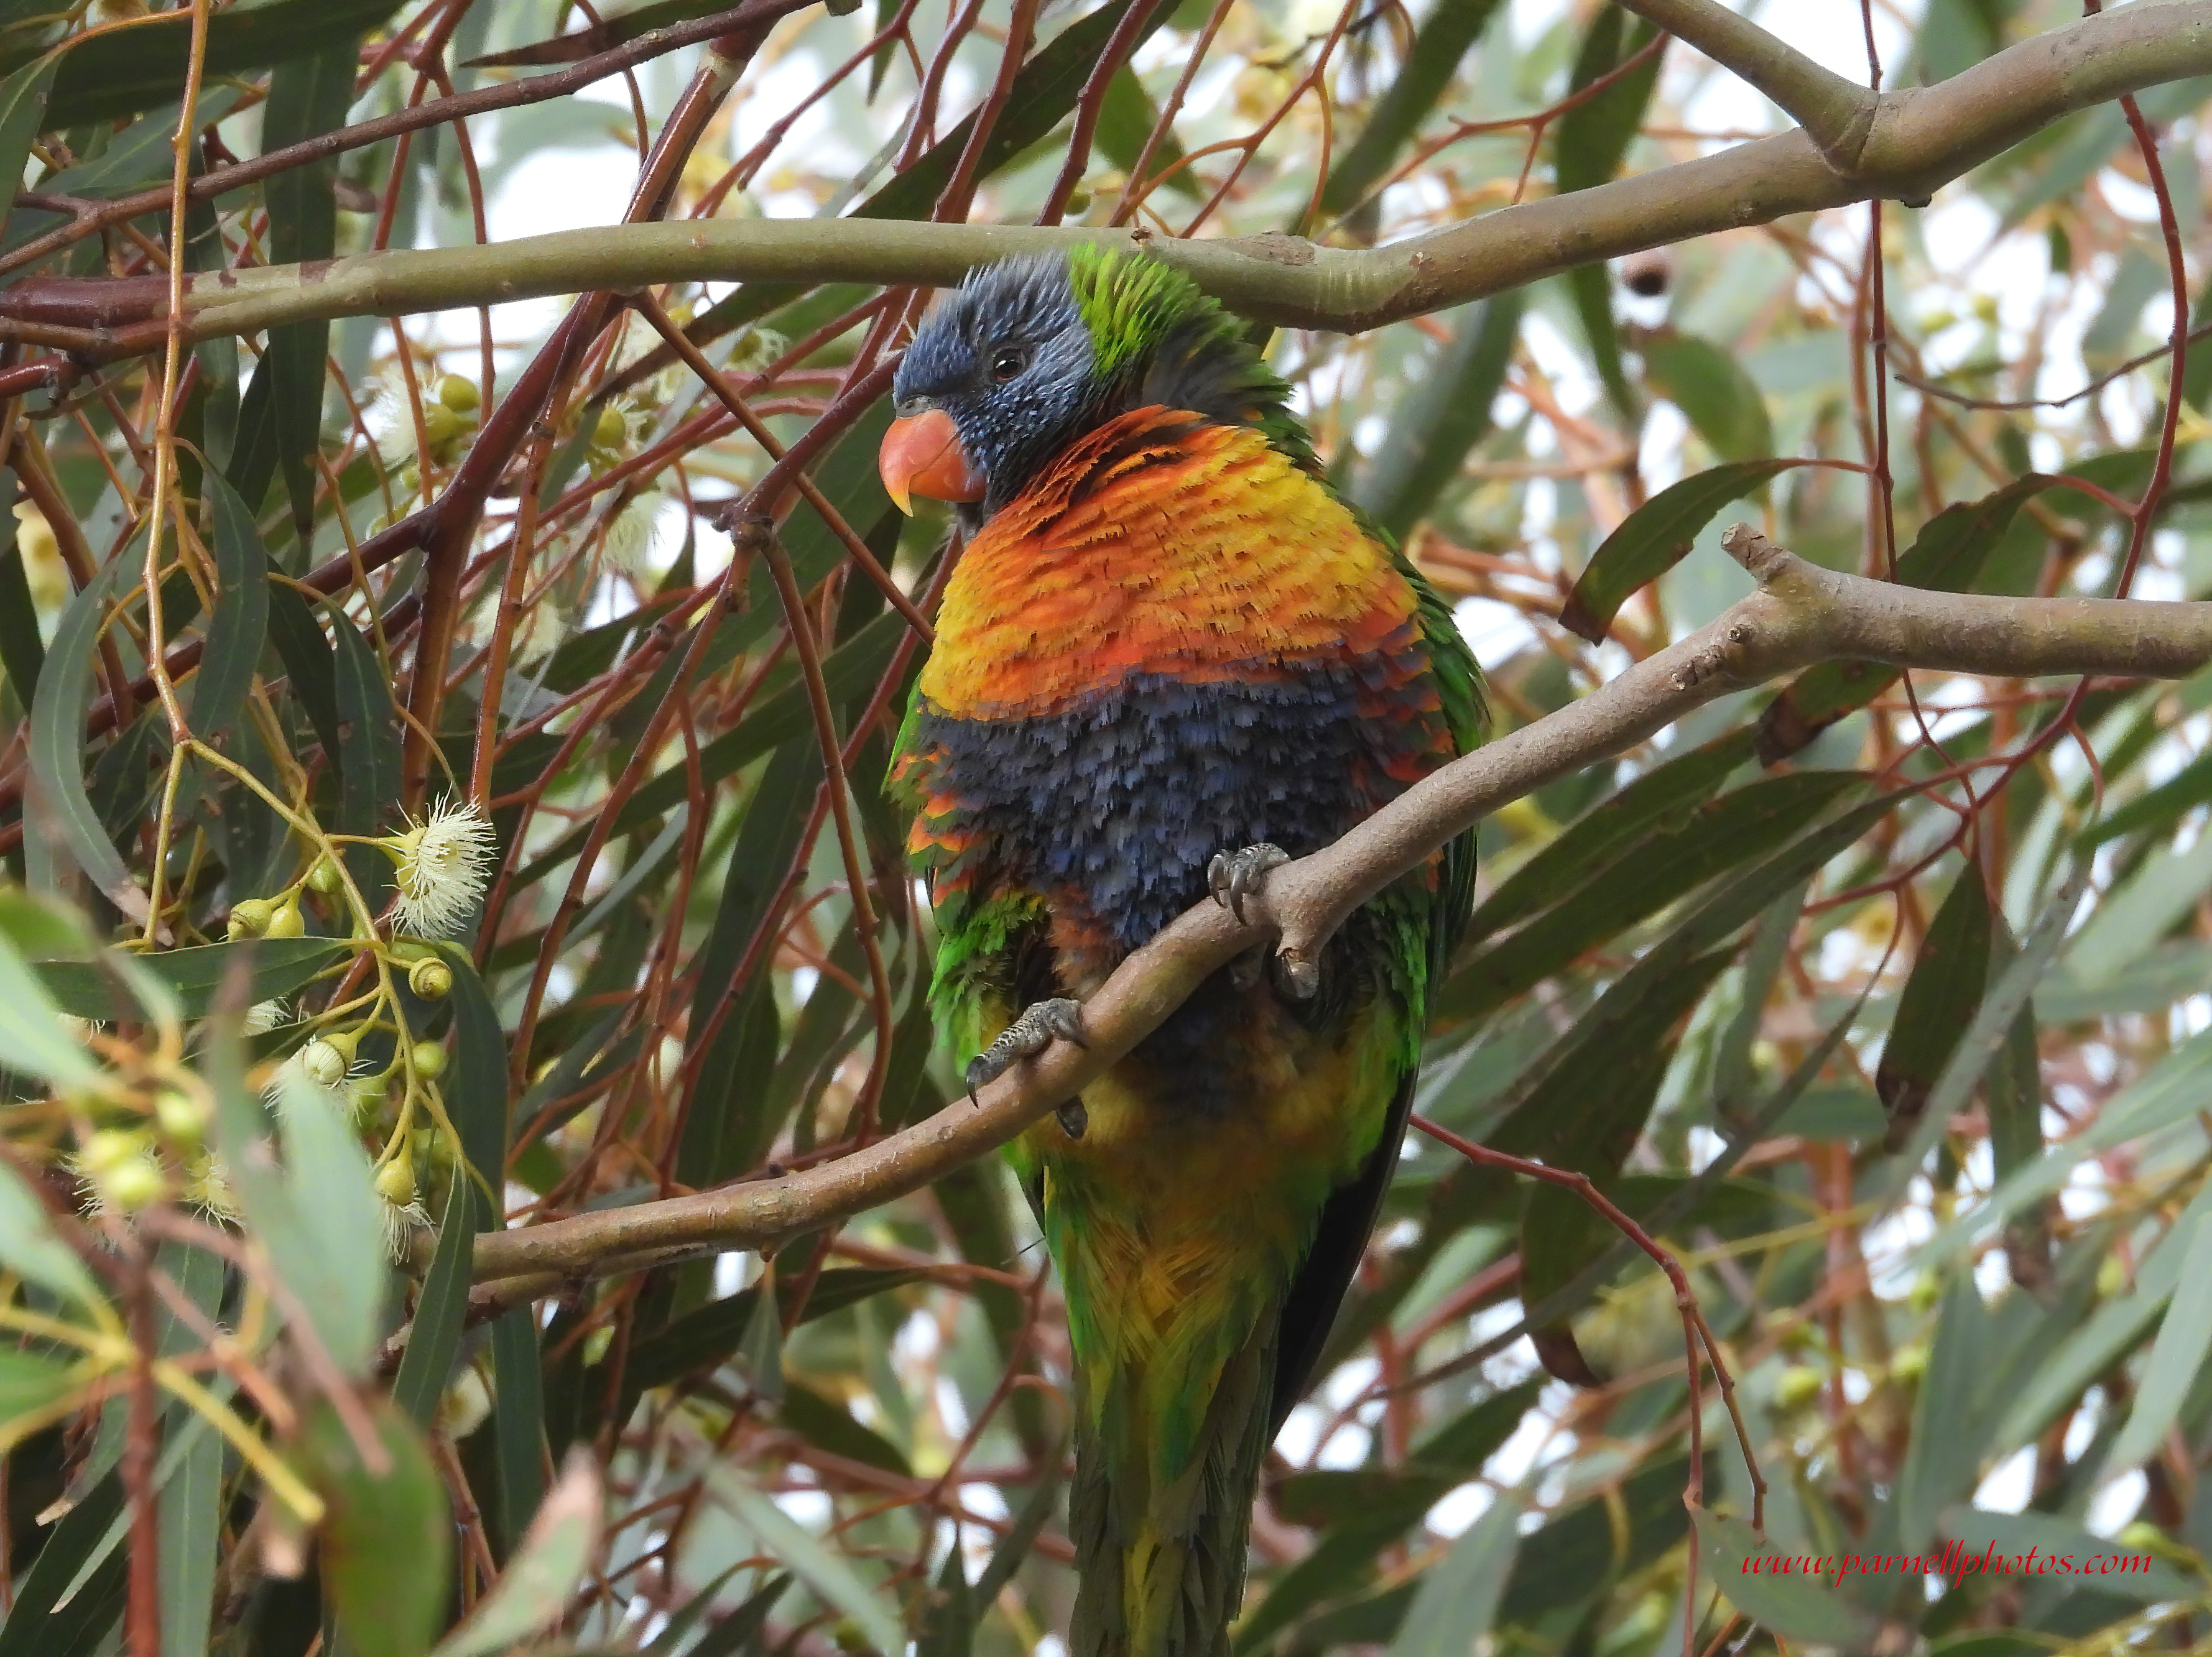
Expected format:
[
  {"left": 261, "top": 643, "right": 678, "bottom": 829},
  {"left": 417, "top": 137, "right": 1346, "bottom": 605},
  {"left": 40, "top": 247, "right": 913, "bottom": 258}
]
[
  {"left": 364, "top": 367, "right": 419, "bottom": 466},
  {"left": 386, "top": 796, "right": 496, "bottom": 939},
  {"left": 241, "top": 998, "right": 292, "bottom": 1036},
  {"left": 601, "top": 489, "right": 666, "bottom": 575},
  {"left": 182, "top": 1153, "right": 241, "bottom": 1224},
  {"left": 377, "top": 1196, "right": 432, "bottom": 1263}
]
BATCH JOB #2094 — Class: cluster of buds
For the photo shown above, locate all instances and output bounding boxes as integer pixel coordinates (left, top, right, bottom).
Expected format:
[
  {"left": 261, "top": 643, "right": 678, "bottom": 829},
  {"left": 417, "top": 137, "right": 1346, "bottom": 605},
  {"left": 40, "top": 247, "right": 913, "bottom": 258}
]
[
  {"left": 372, "top": 369, "right": 481, "bottom": 473},
  {"left": 419, "top": 374, "right": 481, "bottom": 467},
  {"left": 256, "top": 1020, "right": 456, "bottom": 1261},
  {"left": 203, "top": 798, "right": 496, "bottom": 1268},
  {"left": 226, "top": 890, "right": 304, "bottom": 941},
  {"left": 224, "top": 797, "right": 494, "bottom": 948},
  {"left": 68, "top": 1083, "right": 237, "bottom": 1224}
]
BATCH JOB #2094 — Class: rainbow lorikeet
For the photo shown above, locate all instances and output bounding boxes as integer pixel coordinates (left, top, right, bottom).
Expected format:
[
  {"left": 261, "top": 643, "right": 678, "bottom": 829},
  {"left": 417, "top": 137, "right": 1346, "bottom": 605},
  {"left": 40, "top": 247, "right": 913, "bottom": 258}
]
[{"left": 880, "top": 246, "right": 1484, "bottom": 1656}]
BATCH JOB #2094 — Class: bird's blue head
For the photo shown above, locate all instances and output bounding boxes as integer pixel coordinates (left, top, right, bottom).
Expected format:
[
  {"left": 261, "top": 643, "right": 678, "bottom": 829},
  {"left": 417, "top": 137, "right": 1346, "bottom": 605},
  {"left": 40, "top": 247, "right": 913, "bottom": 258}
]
[
  {"left": 880, "top": 252, "right": 1099, "bottom": 521},
  {"left": 879, "top": 246, "right": 1303, "bottom": 524}
]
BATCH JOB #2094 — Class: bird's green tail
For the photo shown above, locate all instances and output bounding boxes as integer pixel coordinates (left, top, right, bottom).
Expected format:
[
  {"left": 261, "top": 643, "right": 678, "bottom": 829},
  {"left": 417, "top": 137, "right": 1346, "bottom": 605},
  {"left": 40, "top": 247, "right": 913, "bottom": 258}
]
[{"left": 1067, "top": 1316, "right": 1279, "bottom": 1657}]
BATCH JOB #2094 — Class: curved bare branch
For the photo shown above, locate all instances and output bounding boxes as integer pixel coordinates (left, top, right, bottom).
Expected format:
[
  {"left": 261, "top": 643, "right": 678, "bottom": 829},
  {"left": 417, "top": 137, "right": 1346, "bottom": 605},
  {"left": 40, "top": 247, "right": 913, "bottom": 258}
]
[
  {"left": 10, "top": 1, "right": 2211, "bottom": 346},
  {"left": 451, "top": 528, "right": 2212, "bottom": 1288}
]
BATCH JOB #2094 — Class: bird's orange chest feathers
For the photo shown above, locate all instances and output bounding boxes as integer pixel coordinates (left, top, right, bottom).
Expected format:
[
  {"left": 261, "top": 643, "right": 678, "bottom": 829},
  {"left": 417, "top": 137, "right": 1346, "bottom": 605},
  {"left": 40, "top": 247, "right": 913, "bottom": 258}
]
[{"left": 919, "top": 408, "right": 1423, "bottom": 719}]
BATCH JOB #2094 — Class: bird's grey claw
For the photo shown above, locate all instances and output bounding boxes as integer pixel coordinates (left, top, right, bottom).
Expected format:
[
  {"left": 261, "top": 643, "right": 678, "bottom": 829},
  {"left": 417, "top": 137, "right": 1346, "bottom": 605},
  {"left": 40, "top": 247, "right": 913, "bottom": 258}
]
[
  {"left": 1206, "top": 842, "right": 1289, "bottom": 925},
  {"left": 965, "top": 997, "right": 1088, "bottom": 1102}
]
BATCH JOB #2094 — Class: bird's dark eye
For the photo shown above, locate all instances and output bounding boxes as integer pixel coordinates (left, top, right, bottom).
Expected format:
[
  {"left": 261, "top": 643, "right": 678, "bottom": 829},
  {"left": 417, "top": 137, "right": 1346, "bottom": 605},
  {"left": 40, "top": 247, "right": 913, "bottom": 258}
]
[{"left": 989, "top": 346, "right": 1027, "bottom": 383}]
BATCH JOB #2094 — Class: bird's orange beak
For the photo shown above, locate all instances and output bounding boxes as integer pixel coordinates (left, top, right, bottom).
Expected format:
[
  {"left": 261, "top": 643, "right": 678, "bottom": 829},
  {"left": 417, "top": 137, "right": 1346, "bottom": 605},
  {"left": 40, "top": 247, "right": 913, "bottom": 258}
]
[{"left": 879, "top": 408, "right": 984, "bottom": 514}]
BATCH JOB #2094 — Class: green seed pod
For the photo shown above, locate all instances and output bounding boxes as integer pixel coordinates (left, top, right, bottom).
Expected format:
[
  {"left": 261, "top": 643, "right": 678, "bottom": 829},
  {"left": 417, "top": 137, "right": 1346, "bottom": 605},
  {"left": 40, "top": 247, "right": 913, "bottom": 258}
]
[
  {"left": 226, "top": 897, "right": 274, "bottom": 938},
  {"left": 263, "top": 894, "right": 306, "bottom": 939},
  {"left": 409, "top": 956, "right": 453, "bottom": 1000},
  {"left": 1064, "top": 183, "right": 1093, "bottom": 215},
  {"left": 306, "top": 856, "right": 344, "bottom": 896},
  {"left": 410, "top": 1040, "right": 448, "bottom": 1080},
  {"left": 591, "top": 404, "right": 630, "bottom": 451}
]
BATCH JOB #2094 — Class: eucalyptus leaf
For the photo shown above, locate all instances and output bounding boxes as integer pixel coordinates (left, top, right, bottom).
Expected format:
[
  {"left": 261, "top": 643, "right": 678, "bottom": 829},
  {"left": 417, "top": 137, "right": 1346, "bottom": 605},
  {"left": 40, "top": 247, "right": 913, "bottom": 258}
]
[
  {"left": 430, "top": 1453, "right": 603, "bottom": 1657},
  {"left": 704, "top": 1465, "right": 905, "bottom": 1657}
]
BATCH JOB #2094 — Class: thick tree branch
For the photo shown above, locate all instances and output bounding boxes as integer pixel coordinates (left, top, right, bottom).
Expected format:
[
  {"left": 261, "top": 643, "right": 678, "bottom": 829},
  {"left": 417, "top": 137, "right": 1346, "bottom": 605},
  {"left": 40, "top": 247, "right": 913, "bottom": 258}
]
[
  {"left": 451, "top": 527, "right": 2212, "bottom": 1288},
  {"left": 1610, "top": 0, "right": 1876, "bottom": 168},
  {"left": 11, "top": 1, "right": 2206, "bottom": 347}
]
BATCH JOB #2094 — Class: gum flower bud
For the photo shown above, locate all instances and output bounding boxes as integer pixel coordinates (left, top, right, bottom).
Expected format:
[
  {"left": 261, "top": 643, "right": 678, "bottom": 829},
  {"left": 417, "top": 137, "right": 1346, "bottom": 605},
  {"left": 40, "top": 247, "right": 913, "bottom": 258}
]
[
  {"left": 265, "top": 1045, "right": 355, "bottom": 1121},
  {"left": 421, "top": 401, "right": 466, "bottom": 459},
  {"left": 298, "top": 1038, "right": 348, "bottom": 1089},
  {"left": 381, "top": 797, "right": 494, "bottom": 939},
  {"left": 374, "top": 1148, "right": 417, "bottom": 1209},
  {"left": 306, "top": 856, "right": 343, "bottom": 897},
  {"left": 78, "top": 1129, "right": 146, "bottom": 1179},
  {"left": 410, "top": 1040, "right": 448, "bottom": 1080},
  {"left": 436, "top": 374, "right": 481, "bottom": 414},
  {"left": 154, "top": 1089, "right": 207, "bottom": 1144},
  {"left": 409, "top": 957, "right": 454, "bottom": 1001},
  {"left": 73, "top": 1130, "right": 164, "bottom": 1216},
  {"left": 262, "top": 894, "right": 305, "bottom": 939},
  {"left": 375, "top": 1145, "right": 428, "bottom": 1263},
  {"left": 1772, "top": 1365, "right": 1823, "bottom": 1411},
  {"left": 412, "top": 1126, "right": 452, "bottom": 1175},
  {"left": 227, "top": 897, "right": 274, "bottom": 939},
  {"left": 95, "top": 1156, "right": 166, "bottom": 1214}
]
